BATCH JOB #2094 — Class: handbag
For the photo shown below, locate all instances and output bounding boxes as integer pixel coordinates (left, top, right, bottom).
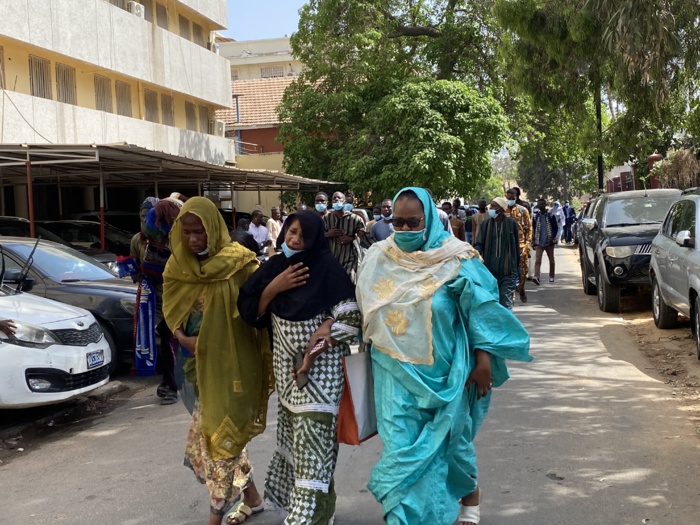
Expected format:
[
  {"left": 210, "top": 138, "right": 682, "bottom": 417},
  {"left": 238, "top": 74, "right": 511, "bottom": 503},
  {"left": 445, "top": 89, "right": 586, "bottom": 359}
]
[{"left": 337, "top": 350, "right": 377, "bottom": 445}]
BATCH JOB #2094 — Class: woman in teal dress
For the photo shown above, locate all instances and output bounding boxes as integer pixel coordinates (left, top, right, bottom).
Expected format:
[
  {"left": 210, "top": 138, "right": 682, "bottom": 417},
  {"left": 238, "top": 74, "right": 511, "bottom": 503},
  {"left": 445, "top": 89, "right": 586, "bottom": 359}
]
[{"left": 356, "top": 187, "right": 531, "bottom": 525}]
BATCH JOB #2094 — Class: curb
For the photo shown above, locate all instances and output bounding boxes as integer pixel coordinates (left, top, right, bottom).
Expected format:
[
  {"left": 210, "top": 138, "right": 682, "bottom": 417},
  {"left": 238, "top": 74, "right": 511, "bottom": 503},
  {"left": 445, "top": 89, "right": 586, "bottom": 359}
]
[{"left": 87, "top": 380, "right": 130, "bottom": 402}]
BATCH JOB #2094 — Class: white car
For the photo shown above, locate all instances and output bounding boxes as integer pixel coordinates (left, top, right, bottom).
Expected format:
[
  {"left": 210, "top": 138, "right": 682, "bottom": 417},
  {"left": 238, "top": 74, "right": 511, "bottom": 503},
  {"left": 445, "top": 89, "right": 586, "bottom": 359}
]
[{"left": 0, "top": 289, "right": 111, "bottom": 408}]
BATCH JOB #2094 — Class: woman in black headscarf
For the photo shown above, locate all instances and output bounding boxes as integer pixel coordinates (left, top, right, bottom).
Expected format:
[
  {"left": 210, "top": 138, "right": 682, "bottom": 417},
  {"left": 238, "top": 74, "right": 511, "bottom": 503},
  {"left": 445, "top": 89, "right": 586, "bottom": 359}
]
[{"left": 238, "top": 211, "right": 359, "bottom": 525}]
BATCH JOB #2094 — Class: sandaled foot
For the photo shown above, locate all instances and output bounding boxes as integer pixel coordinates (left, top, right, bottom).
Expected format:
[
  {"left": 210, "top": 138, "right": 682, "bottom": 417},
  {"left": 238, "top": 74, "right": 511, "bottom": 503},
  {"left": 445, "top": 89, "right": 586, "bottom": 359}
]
[
  {"left": 226, "top": 501, "right": 264, "bottom": 525},
  {"left": 156, "top": 384, "right": 168, "bottom": 398},
  {"left": 160, "top": 388, "right": 178, "bottom": 405},
  {"left": 458, "top": 503, "right": 480, "bottom": 525}
]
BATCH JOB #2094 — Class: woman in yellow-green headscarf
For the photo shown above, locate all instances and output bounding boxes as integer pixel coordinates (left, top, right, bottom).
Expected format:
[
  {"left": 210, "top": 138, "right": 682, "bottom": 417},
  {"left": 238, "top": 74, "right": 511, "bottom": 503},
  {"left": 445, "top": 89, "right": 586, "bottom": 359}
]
[{"left": 163, "top": 197, "right": 273, "bottom": 525}]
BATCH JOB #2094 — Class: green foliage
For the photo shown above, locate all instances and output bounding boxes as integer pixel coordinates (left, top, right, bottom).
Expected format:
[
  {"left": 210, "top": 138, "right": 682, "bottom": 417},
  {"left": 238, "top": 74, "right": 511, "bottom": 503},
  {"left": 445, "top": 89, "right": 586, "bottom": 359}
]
[{"left": 277, "top": 0, "right": 508, "bottom": 199}]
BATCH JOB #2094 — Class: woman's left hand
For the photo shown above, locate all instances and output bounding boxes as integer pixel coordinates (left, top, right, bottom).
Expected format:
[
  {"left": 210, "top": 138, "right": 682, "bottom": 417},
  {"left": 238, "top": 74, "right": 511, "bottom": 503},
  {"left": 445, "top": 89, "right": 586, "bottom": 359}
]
[
  {"left": 466, "top": 349, "right": 492, "bottom": 399},
  {"left": 307, "top": 320, "right": 334, "bottom": 353}
]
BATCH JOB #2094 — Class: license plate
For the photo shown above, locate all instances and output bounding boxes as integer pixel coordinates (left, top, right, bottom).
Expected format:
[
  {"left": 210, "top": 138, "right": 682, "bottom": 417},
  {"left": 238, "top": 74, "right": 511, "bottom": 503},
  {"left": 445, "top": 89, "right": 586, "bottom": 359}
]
[{"left": 86, "top": 350, "right": 105, "bottom": 369}]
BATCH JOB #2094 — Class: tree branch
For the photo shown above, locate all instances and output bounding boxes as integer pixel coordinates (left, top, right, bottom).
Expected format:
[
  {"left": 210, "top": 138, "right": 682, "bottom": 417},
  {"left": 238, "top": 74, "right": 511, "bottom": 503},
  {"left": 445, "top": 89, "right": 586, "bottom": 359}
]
[{"left": 389, "top": 25, "right": 443, "bottom": 39}]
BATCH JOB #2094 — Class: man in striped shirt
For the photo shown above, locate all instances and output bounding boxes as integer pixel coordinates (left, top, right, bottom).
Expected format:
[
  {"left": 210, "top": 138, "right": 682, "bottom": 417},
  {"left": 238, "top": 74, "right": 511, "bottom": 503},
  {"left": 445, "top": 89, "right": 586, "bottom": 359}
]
[{"left": 323, "top": 191, "right": 366, "bottom": 284}]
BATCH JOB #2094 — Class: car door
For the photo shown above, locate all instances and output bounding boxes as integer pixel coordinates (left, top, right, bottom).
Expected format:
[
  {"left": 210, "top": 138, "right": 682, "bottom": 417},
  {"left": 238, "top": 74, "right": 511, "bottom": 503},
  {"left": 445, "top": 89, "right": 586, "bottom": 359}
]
[
  {"left": 664, "top": 201, "right": 689, "bottom": 310},
  {"left": 667, "top": 201, "right": 696, "bottom": 315},
  {"left": 0, "top": 251, "right": 49, "bottom": 298},
  {"left": 654, "top": 202, "right": 680, "bottom": 298},
  {"left": 583, "top": 198, "right": 601, "bottom": 268}
]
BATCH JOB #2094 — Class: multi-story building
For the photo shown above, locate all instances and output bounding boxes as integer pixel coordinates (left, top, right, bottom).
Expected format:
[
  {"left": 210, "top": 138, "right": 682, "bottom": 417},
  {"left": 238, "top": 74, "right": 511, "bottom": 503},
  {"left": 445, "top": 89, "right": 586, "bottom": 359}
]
[
  {"left": 217, "top": 37, "right": 303, "bottom": 211},
  {"left": 0, "top": 0, "right": 234, "bottom": 218}
]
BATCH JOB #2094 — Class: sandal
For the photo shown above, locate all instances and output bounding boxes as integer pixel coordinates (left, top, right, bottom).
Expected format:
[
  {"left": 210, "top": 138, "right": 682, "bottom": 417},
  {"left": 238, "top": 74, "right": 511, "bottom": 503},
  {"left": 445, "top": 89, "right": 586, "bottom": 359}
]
[
  {"left": 458, "top": 503, "right": 480, "bottom": 524},
  {"left": 160, "top": 388, "right": 178, "bottom": 405},
  {"left": 226, "top": 501, "right": 264, "bottom": 524},
  {"left": 156, "top": 384, "right": 169, "bottom": 398}
]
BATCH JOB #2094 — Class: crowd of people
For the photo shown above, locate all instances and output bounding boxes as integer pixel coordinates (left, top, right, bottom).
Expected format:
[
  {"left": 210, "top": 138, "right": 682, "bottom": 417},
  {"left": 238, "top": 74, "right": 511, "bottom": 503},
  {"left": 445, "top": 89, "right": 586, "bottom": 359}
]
[{"left": 120, "top": 186, "right": 589, "bottom": 524}]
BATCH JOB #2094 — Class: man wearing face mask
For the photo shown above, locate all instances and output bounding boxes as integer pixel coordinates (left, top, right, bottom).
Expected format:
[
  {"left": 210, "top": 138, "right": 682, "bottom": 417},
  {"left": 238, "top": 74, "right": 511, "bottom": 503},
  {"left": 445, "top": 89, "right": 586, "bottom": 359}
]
[
  {"left": 504, "top": 188, "right": 532, "bottom": 304},
  {"left": 471, "top": 199, "right": 490, "bottom": 241},
  {"left": 474, "top": 197, "right": 520, "bottom": 309},
  {"left": 314, "top": 192, "right": 329, "bottom": 219},
  {"left": 372, "top": 198, "right": 395, "bottom": 242},
  {"left": 441, "top": 201, "right": 466, "bottom": 241},
  {"left": 532, "top": 198, "right": 559, "bottom": 284},
  {"left": 323, "top": 191, "right": 366, "bottom": 283}
]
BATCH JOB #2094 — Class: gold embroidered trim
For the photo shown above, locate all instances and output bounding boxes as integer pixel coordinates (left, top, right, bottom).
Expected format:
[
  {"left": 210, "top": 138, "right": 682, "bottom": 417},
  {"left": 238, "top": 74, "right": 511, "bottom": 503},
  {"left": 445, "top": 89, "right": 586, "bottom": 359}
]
[
  {"left": 209, "top": 415, "right": 243, "bottom": 459},
  {"left": 373, "top": 278, "right": 396, "bottom": 300},
  {"left": 419, "top": 278, "right": 441, "bottom": 298},
  {"left": 384, "top": 310, "right": 409, "bottom": 335}
]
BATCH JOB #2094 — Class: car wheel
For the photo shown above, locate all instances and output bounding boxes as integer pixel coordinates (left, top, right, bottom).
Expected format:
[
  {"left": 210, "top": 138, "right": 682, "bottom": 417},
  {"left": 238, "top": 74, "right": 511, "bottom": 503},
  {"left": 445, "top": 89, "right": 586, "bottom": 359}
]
[
  {"left": 596, "top": 264, "right": 620, "bottom": 313},
  {"left": 98, "top": 321, "right": 121, "bottom": 375},
  {"left": 695, "top": 296, "right": 700, "bottom": 361},
  {"left": 652, "top": 278, "right": 677, "bottom": 329},
  {"left": 580, "top": 253, "right": 596, "bottom": 295}
]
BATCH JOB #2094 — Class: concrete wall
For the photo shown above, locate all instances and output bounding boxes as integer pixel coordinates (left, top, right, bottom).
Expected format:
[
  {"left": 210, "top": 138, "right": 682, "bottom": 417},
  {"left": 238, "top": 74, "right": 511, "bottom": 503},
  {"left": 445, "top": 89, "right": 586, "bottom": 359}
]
[
  {"left": 175, "top": 0, "right": 227, "bottom": 29},
  {"left": 0, "top": 0, "right": 231, "bottom": 106},
  {"left": 234, "top": 152, "right": 285, "bottom": 213},
  {"left": 0, "top": 91, "right": 236, "bottom": 165}
]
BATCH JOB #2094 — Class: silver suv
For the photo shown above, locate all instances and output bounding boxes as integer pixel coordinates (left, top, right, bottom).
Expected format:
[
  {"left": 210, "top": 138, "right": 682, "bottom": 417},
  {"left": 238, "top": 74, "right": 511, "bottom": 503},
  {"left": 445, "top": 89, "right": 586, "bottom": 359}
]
[{"left": 649, "top": 194, "right": 700, "bottom": 357}]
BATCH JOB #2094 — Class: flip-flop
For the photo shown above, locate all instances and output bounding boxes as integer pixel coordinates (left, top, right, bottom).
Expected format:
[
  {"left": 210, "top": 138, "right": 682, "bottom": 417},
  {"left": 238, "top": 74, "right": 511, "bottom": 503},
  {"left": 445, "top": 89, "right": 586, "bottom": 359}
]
[
  {"left": 225, "top": 501, "right": 264, "bottom": 524},
  {"left": 160, "top": 390, "right": 178, "bottom": 405}
]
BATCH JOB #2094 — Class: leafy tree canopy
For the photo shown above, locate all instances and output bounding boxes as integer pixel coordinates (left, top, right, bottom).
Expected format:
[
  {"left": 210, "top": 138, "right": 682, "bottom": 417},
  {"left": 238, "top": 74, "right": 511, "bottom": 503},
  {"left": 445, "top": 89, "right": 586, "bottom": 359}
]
[{"left": 277, "top": 0, "right": 508, "bottom": 201}]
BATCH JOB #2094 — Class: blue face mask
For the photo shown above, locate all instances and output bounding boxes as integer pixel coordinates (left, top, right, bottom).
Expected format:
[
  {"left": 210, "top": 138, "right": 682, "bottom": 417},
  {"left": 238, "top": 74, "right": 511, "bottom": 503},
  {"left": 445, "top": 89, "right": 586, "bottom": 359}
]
[
  {"left": 315, "top": 203, "right": 327, "bottom": 212},
  {"left": 344, "top": 203, "right": 354, "bottom": 212},
  {"left": 488, "top": 209, "right": 498, "bottom": 219},
  {"left": 332, "top": 202, "right": 345, "bottom": 211},
  {"left": 281, "top": 242, "right": 303, "bottom": 258},
  {"left": 506, "top": 199, "right": 516, "bottom": 207},
  {"left": 383, "top": 213, "right": 393, "bottom": 220},
  {"left": 373, "top": 214, "right": 382, "bottom": 221},
  {"left": 393, "top": 229, "right": 427, "bottom": 252}
]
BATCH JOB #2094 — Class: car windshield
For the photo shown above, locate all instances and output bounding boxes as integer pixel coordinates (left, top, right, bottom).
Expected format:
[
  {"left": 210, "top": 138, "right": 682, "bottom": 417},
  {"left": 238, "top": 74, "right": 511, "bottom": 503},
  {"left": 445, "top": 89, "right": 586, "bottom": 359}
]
[
  {"left": 604, "top": 196, "right": 679, "bottom": 227},
  {"left": 7, "top": 242, "right": 116, "bottom": 281}
]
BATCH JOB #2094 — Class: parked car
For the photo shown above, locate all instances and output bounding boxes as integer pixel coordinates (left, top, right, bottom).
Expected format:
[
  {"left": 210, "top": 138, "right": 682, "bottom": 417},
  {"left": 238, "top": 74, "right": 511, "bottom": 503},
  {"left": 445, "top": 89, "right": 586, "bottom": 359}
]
[
  {"left": 649, "top": 194, "right": 700, "bottom": 357},
  {"left": 0, "top": 216, "right": 116, "bottom": 268},
  {"left": 0, "top": 238, "right": 137, "bottom": 373},
  {"left": 70, "top": 211, "right": 141, "bottom": 234},
  {"left": 571, "top": 206, "right": 587, "bottom": 245},
  {"left": 218, "top": 208, "right": 252, "bottom": 230},
  {"left": 0, "top": 288, "right": 111, "bottom": 408},
  {"left": 578, "top": 189, "right": 682, "bottom": 312},
  {"left": 38, "top": 220, "right": 132, "bottom": 257}
]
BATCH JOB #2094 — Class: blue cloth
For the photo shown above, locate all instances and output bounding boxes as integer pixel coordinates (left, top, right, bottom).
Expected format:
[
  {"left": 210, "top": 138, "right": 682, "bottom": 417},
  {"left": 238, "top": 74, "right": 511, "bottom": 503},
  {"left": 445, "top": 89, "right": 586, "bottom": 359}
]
[
  {"left": 392, "top": 187, "right": 451, "bottom": 251},
  {"left": 368, "top": 255, "right": 531, "bottom": 525}
]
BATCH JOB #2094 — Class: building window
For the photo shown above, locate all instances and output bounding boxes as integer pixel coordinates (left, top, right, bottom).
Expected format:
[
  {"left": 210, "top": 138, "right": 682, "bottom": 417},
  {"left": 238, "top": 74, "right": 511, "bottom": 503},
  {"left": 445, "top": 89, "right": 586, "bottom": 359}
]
[
  {"left": 192, "top": 23, "right": 205, "bottom": 47},
  {"left": 109, "top": 0, "right": 127, "bottom": 9},
  {"left": 185, "top": 101, "right": 197, "bottom": 131},
  {"left": 94, "top": 75, "right": 113, "bottom": 113},
  {"left": 29, "top": 55, "right": 52, "bottom": 100},
  {"left": 155, "top": 2, "right": 168, "bottom": 30},
  {"left": 260, "top": 65, "right": 285, "bottom": 79},
  {"left": 55, "top": 63, "right": 77, "bottom": 105},
  {"left": 115, "top": 80, "right": 132, "bottom": 117},
  {"left": 198, "top": 105, "right": 209, "bottom": 133},
  {"left": 231, "top": 69, "right": 239, "bottom": 81},
  {"left": 144, "top": 89, "right": 159, "bottom": 123},
  {"left": 161, "top": 93, "right": 174, "bottom": 125},
  {"left": 142, "top": 0, "right": 154, "bottom": 22},
  {"left": 179, "top": 15, "right": 191, "bottom": 40},
  {"left": 0, "top": 46, "right": 5, "bottom": 90}
]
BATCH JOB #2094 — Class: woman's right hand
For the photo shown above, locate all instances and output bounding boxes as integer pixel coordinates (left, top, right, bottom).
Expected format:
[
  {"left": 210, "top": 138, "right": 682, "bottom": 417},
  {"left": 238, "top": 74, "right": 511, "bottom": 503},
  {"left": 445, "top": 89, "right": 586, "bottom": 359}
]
[
  {"left": 270, "top": 263, "right": 309, "bottom": 293},
  {"left": 174, "top": 327, "right": 197, "bottom": 355}
]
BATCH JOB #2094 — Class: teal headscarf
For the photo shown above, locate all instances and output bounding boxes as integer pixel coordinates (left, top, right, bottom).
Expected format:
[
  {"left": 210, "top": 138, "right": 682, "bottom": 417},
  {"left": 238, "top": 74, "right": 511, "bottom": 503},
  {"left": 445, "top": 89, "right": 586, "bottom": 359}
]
[{"left": 392, "top": 187, "right": 450, "bottom": 252}]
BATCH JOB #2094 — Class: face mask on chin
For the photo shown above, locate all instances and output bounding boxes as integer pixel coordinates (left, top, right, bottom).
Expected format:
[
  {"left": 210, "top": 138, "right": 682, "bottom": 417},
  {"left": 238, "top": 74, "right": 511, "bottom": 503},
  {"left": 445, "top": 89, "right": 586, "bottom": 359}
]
[
  {"left": 281, "top": 242, "right": 303, "bottom": 258},
  {"left": 488, "top": 209, "right": 498, "bottom": 219},
  {"left": 315, "top": 203, "right": 327, "bottom": 212},
  {"left": 332, "top": 202, "right": 345, "bottom": 211}
]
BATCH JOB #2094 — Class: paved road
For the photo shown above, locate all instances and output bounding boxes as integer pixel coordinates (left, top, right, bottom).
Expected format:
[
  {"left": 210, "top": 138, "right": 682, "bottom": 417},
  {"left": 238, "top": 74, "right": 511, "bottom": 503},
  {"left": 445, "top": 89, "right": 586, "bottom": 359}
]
[{"left": 2, "top": 246, "right": 700, "bottom": 524}]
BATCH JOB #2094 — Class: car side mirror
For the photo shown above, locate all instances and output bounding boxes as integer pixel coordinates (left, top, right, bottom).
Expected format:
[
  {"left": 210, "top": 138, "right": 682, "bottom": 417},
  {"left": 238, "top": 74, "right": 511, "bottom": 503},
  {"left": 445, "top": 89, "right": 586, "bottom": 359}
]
[
  {"left": 2, "top": 269, "right": 36, "bottom": 290},
  {"left": 582, "top": 218, "right": 598, "bottom": 231},
  {"left": 675, "top": 230, "right": 695, "bottom": 248}
]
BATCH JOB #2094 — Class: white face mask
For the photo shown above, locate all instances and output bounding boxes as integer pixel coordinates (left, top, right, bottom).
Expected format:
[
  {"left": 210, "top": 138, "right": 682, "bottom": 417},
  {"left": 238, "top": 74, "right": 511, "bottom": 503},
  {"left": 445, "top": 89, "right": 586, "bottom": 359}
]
[{"left": 197, "top": 247, "right": 210, "bottom": 256}]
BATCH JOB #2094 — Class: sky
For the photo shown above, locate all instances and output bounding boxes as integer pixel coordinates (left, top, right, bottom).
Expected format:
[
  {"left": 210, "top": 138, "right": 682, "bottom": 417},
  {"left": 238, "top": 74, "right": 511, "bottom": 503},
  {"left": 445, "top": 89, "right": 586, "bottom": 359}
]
[{"left": 223, "top": 0, "right": 308, "bottom": 41}]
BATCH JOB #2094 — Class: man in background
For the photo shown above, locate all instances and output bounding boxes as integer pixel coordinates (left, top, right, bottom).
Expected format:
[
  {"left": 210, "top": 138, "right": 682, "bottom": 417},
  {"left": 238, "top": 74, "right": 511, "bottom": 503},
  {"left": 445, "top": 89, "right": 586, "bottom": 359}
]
[{"left": 266, "top": 207, "right": 284, "bottom": 256}]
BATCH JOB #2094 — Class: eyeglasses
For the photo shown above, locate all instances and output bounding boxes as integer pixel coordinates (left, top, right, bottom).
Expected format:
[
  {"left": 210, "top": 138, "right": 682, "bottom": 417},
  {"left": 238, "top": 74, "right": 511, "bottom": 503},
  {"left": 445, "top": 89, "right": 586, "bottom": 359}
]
[{"left": 391, "top": 217, "right": 424, "bottom": 229}]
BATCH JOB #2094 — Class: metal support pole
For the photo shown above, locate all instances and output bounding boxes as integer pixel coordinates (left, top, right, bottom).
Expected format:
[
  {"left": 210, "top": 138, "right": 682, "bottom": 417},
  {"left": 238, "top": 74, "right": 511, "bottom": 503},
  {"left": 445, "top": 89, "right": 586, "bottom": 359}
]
[
  {"left": 26, "top": 158, "right": 35, "bottom": 238},
  {"left": 155, "top": 179, "right": 159, "bottom": 197},
  {"left": 198, "top": 182, "right": 202, "bottom": 196},
  {"left": 58, "top": 177, "right": 63, "bottom": 220},
  {"left": 99, "top": 169, "right": 106, "bottom": 251},
  {"left": 0, "top": 169, "right": 4, "bottom": 216}
]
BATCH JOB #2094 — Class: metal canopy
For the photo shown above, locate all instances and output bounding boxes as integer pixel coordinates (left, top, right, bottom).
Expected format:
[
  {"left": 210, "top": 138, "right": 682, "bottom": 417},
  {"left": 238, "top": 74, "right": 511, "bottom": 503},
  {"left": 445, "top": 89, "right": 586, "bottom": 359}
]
[{"left": 0, "top": 143, "right": 339, "bottom": 192}]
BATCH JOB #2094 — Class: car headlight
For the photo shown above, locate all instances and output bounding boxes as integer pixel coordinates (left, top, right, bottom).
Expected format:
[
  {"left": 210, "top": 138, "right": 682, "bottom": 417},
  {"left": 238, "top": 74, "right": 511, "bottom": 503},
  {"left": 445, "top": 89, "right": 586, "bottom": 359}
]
[
  {"left": 605, "top": 245, "right": 636, "bottom": 258},
  {"left": 0, "top": 321, "right": 59, "bottom": 349},
  {"left": 120, "top": 298, "right": 136, "bottom": 315}
]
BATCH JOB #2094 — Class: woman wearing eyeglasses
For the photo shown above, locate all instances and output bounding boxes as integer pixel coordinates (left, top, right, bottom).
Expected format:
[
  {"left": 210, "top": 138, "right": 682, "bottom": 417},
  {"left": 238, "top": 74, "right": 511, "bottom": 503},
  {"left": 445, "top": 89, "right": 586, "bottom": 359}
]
[{"left": 356, "top": 187, "right": 531, "bottom": 525}]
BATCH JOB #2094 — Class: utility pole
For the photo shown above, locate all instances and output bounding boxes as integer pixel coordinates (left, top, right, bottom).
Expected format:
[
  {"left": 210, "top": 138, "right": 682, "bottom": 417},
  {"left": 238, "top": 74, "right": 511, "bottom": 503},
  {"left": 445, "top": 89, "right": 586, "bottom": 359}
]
[{"left": 595, "top": 84, "right": 604, "bottom": 190}]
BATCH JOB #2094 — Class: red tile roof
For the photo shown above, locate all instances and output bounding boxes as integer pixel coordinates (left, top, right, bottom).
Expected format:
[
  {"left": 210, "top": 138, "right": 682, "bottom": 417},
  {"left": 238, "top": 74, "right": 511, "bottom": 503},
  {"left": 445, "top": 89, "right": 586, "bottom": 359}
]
[{"left": 216, "top": 77, "right": 296, "bottom": 127}]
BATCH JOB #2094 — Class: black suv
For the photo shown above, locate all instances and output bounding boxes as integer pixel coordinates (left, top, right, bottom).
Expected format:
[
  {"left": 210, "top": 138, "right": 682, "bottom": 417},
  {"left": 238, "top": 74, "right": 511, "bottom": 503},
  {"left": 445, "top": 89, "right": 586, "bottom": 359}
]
[{"left": 578, "top": 189, "right": 681, "bottom": 312}]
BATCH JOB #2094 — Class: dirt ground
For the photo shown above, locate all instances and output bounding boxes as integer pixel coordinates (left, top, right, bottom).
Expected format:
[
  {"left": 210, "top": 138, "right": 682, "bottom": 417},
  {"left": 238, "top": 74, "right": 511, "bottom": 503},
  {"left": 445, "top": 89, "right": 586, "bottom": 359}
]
[{"left": 621, "top": 295, "right": 700, "bottom": 434}]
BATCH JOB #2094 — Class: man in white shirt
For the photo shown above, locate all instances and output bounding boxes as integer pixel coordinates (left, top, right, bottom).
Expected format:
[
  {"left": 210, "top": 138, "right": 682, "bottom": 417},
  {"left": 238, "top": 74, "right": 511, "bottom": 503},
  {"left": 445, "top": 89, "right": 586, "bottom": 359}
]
[
  {"left": 266, "top": 207, "right": 284, "bottom": 256},
  {"left": 248, "top": 209, "right": 271, "bottom": 252}
]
